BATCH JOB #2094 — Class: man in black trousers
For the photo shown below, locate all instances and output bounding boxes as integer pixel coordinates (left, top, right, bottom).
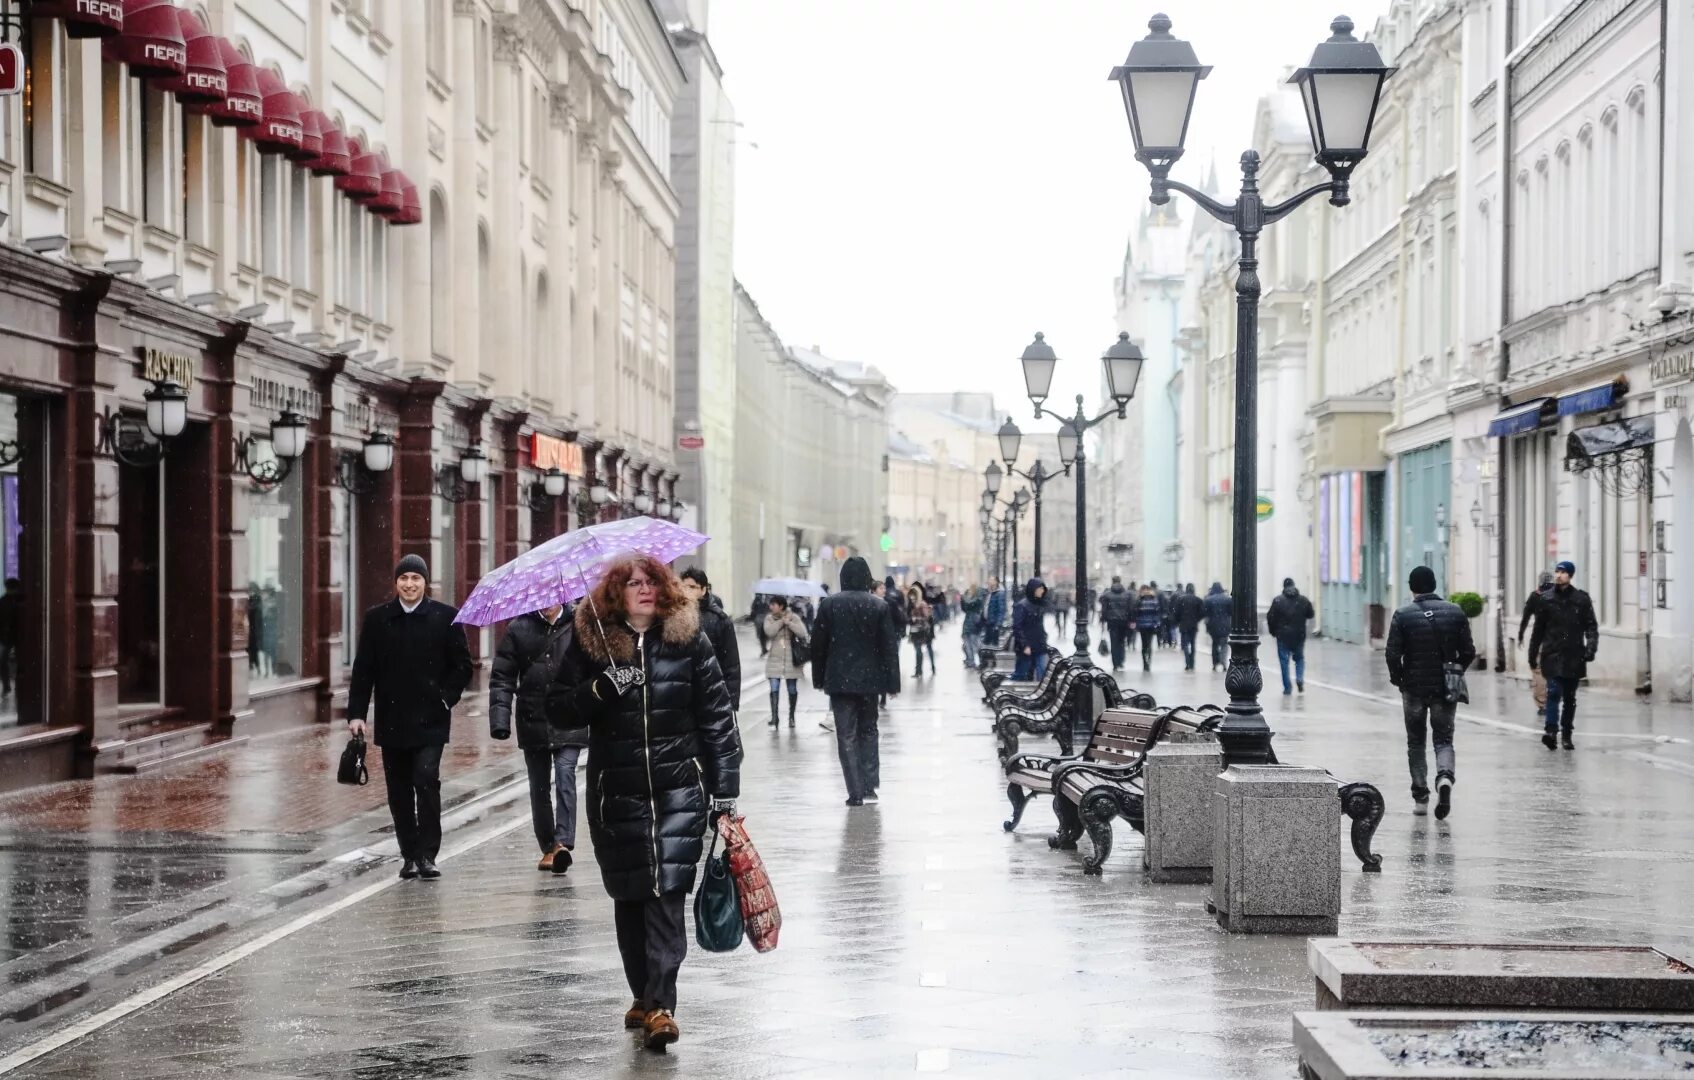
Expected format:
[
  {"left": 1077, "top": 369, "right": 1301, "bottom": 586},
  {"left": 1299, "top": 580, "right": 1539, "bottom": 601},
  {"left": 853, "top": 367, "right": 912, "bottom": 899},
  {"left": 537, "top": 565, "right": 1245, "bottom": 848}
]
[
  {"left": 347, "top": 554, "right": 474, "bottom": 880},
  {"left": 811, "top": 556, "right": 901, "bottom": 806}
]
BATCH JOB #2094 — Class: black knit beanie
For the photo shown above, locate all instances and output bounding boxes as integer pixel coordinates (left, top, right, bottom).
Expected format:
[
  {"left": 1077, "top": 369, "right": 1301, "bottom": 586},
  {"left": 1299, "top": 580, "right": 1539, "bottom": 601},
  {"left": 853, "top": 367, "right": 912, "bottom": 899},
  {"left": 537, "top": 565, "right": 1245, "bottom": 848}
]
[{"left": 395, "top": 553, "right": 429, "bottom": 582}]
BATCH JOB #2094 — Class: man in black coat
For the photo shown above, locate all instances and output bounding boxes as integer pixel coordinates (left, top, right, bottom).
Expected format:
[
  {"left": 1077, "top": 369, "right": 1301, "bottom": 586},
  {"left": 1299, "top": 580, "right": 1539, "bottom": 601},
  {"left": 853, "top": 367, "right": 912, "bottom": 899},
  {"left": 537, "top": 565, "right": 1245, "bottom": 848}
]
[
  {"left": 1385, "top": 566, "right": 1476, "bottom": 820},
  {"left": 679, "top": 568, "right": 741, "bottom": 713},
  {"left": 1528, "top": 560, "right": 1599, "bottom": 750},
  {"left": 1097, "top": 576, "right": 1134, "bottom": 671},
  {"left": 812, "top": 557, "right": 901, "bottom": 806},
  {"left": 1266, "top": 578, "right": 1315, "bottom": 694},
  {"left": 489, "top": 603, "right": 583, "bottom": 872},
  {"left": 1172, "top": 584, "right": 1205, "bottom": 671},
  {"left": 347, "top": 555, "right": 474, "bottom": 880},
  {"left": 1202, "top": 582, "right": 1232, "bottom": 671}
]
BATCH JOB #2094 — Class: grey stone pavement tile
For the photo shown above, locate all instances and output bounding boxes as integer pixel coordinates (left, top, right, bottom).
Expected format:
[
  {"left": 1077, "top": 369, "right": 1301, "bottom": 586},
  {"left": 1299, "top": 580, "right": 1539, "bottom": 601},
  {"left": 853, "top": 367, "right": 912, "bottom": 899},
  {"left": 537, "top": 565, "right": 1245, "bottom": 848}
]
[{"left": 5, "top": 623, "right": 1694, "bottom": 1079}]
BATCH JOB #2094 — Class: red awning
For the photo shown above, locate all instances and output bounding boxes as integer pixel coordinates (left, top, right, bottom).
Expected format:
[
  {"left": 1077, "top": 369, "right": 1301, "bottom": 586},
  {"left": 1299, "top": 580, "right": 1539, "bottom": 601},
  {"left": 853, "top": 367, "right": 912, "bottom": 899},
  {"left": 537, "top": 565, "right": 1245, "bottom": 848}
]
[
  {"left": 104, "top": 0, "right": 186, "bottom": 78},
  {"left": 369, "top": 167, "right": 405, "bottom": 216},
  {"left": 304, "top": 112, "right": 351, "bottom": 177},
  {"left": 30, "top": 0, "right": 124, "bottom": 38},
  {"left": 249, "top": 68, "right": 304, "bottom": 155},
  {"left": 192, "top": 38, "right": 262, "bottom": 127},
  {"left": 336, "top": 139, "right": 383, "bottom": 200},
  {"left": 391, "top": 178, "right": 423, "bottom": 226},
  {"left": 290, "top": 108, "right": 324, "bottom": 164},
  {"left": 155, "top": 10, "right": 226, "bottom": 105}
]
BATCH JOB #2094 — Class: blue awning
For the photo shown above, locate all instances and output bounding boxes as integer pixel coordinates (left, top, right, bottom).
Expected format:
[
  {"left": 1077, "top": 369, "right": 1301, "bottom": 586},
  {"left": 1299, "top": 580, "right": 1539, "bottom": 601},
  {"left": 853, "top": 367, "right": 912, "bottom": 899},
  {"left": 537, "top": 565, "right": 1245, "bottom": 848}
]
[
  {"left": 1487, "top": 398, "right": 1553, "bottom": 437},
  {"left": 1556, "top": 382, "right": 1621, "bottom": 417}
]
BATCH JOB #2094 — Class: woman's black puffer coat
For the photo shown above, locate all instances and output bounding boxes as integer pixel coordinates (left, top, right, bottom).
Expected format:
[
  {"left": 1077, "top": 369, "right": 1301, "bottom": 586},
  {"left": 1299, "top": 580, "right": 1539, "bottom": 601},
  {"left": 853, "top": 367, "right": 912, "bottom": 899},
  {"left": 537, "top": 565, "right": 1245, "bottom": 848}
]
[{"left": 549, "top": 602, "right": 742, "bottom": 902}]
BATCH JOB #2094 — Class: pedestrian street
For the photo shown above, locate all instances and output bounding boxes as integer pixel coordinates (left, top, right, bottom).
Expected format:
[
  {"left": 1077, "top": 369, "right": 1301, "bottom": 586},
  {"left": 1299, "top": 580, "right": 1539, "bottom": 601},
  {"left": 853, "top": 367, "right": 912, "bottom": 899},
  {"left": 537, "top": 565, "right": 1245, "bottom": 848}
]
[{"left": 6, "top": 622, "right": 1693, "bottom": 1080}]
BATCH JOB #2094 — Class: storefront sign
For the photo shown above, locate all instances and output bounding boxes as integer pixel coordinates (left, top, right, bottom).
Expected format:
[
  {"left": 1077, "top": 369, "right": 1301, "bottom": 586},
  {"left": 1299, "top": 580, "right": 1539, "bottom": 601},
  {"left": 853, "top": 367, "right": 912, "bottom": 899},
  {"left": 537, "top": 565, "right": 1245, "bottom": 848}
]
[
  {"left": 529, "top": 432, "right": 584, "bottom": 476},
  {"left": 139, "top": 347, "right": 195, "bottom": 388},
  {"left": 1255, "top": 494, "right": 1274, "bottom": 522},
  {"left": 0, "top": 44, "right": 22, "bottom": 97},
  {"left": 1651, "top": 346, "right": 1694, "bottom": 387}
]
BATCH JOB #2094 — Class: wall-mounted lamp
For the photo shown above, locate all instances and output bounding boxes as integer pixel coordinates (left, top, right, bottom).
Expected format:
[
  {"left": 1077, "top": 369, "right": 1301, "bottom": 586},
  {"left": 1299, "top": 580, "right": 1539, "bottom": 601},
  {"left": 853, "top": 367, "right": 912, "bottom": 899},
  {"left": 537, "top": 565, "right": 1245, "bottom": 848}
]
[
  {"left": 235, "top": 410, "right": 310, "bottom": 490},
  {"left": 332, "top": 431, "right": 395, "bottom": 496},
  {"left": 95, "top": 379, "right": 189, "bottom": 468}
]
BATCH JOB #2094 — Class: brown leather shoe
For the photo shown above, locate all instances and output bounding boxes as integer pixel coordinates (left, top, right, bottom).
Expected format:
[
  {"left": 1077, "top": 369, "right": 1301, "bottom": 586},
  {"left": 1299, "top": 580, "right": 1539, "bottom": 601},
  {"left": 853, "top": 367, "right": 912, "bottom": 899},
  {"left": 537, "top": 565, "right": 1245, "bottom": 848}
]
[
  {"left": 642, "top": 1008, "right": 679, "bottom": 1050},
  {"left": 623, "top": 1001, "right": 647, "bottom": 1029},
  {"left": 538, "top": 844, "right": 563, "bottom": 872}
]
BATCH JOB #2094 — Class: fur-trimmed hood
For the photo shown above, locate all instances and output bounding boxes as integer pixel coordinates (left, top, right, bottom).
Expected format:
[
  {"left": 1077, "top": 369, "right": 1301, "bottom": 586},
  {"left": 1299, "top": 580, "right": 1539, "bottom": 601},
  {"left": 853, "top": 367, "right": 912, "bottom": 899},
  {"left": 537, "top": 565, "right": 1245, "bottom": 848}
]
[{"left": 573, "top": 600, "right": 700, "bottom": 666}]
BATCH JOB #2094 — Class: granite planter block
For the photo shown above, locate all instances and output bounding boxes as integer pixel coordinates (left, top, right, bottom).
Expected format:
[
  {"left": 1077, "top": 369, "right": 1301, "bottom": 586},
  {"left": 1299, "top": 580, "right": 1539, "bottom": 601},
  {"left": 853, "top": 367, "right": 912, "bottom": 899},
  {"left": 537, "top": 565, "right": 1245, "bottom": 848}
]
[
  {"left": 1293, "top": 1009, "right": 1694, "bottom": 1079},
  {"left": 1308, "top": 940, "right": 1694, "bottom": 1012},
  {"left": 1142, "top": 739, "right": 1221, "bottom": 883},
  {"left": 1212, "top": 765, "right": 1340, "bottom": 935}
]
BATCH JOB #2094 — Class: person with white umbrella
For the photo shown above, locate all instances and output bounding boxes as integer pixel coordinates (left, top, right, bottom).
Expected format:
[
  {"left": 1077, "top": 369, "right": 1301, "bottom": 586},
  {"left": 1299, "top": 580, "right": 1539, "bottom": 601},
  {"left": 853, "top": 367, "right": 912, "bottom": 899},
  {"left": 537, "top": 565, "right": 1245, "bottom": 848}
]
[{"left": 763, "top": 596, "right": 810, "bottom": 729}]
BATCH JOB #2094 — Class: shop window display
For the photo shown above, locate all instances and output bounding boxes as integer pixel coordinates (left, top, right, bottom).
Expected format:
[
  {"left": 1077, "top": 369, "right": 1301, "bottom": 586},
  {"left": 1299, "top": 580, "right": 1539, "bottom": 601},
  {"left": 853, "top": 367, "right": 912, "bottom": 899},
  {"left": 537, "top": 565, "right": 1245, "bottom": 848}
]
[{"left": 246, "top": 439, "right": 305, "bottom": 687}]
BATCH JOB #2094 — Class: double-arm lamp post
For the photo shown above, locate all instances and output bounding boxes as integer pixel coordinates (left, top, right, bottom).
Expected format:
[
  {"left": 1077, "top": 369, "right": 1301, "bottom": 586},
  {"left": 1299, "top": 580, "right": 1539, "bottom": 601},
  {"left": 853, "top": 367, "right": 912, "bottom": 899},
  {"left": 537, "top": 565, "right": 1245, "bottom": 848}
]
[
  {"left": 1017, "top": 331, "right": 1147, "bottom": 679},
  {"left": 988, "top": 425, "right": 1062, "bottom": 580},
  {"left": 1109, "top": 12, "right": 1394, "bottom": 766},
  {"left": 980, "top": 483, "right": 1029, "bottom": 585}
]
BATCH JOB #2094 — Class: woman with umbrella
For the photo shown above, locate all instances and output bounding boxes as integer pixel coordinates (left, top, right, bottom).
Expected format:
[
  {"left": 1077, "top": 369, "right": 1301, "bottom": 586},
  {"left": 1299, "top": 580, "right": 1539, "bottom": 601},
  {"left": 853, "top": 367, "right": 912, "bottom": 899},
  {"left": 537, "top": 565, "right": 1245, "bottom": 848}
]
[
  {"left": 763, "top": 596, "right": 810, "bottom": 729},
  {"left": 548, "top": 553, "right": 741, "bottom": 1051}
]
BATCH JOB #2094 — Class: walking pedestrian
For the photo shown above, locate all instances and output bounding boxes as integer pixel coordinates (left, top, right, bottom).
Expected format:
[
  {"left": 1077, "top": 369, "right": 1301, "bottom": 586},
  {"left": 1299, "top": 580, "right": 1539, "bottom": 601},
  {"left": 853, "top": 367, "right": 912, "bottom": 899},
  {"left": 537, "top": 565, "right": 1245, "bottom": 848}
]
[
  {"left": 0, "top": 578, "right": 20, "bottom": 699},
  {"left": 679, "top": 569, "right": 741, "bottom": 714},
  {"left": 906, "top": 583, "right": 936, "bottom": 677},
  {"left": 959, "top": 584, "right": 985, "bottom": 668},
  {"left": 763, "top": 597, "right": 809, "bottom": 729},
  {"left": 924, "top": 582, "right": 947, "bottom": 625},
  {"left": 1173, "top": 583, "right": 1205, "bottom": 671},
  {"left": 346, "top": 555, "right": 474, "bottom": 881},
  {"left": 1011, "top": 577, "right": 1050, "bottom": 681},
  {"left": 1202, "top": 582, "right": 1232, "bottom": 671},
  {"left": 983, "top": 576, "right": 1007, "bottom": 648},
  {"left": 1098, "top": 576, "right": 1134, "bottom": 671},
  {"left": 1527, "top": 560, "right": 1599, "bottom": 750},
  {"left": 1053, "top": 587, "right": 1072, "bottom": 634},
  {"left": 546, "top": 554, "right": 741, "bottom": 1051},
  {"left": 811, "top": 556, "right": 901, "bottom": 807},
  {"left": 1519, "top": 571, "right": 1554, "bottom": 712},
  {"left": 489, "top": 602, "right": 583, "bottom": 873},
  {"left": 1385, "top": 565, "right": 1476, "bottom": 819},
  {"left": 1134, "top": 584, "right": 1162, "bottom": 672},
  {"left": 1266, "top": 577, "right": 1315, "bottom": 694},
  {"left": 751, "top": 593, "right": 770, "bottom": 657},
  {"left": 884, "top": 576, "right": 908, "bottom": 636}
]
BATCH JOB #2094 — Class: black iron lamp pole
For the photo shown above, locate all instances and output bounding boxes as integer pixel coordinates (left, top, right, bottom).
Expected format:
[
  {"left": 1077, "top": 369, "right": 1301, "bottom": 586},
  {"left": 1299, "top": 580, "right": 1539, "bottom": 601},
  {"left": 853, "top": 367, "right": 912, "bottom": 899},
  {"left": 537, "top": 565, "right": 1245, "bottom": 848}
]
[
  {"left": 1110, "top": 12, "right": 1394, "bottom": 766},
  {"left": 994, "top": 422, "right": 1062, "bottom": 578}
]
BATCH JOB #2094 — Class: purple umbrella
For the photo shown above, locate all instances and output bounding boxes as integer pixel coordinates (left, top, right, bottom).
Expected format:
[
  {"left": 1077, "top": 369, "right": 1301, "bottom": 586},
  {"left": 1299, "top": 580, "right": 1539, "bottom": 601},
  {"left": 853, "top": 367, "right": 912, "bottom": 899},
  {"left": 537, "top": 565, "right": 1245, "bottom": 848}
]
[{"left": 454, "top": 516, "right": 708, "bottom": 628}]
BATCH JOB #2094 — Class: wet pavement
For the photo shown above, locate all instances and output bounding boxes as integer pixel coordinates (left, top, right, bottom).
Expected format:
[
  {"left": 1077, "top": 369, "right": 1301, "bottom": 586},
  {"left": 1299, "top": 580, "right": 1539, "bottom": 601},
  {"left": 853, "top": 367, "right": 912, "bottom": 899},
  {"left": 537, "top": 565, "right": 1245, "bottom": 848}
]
[{"left": 1, "top": 623, "right": 1691, "bottom": 1078}]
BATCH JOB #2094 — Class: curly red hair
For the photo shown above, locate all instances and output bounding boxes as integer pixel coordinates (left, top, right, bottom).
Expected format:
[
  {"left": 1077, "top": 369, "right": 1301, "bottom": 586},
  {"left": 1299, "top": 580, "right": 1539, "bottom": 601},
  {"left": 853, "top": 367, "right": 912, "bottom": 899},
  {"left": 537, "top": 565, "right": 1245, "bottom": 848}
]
[{"left": 587, "top": 554, "right": 689, "bottom": 622}]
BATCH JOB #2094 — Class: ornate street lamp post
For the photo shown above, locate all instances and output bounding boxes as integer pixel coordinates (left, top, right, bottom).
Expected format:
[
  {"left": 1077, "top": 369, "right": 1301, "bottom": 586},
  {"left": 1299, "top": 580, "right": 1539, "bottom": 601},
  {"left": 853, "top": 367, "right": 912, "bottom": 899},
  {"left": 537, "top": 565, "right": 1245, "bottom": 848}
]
[
  {"left": 1111, "top": 12, "right": 1393, "bottom": 766},
  {"left": 996, "top": 417, "right": 1066, "bottom": 579}
]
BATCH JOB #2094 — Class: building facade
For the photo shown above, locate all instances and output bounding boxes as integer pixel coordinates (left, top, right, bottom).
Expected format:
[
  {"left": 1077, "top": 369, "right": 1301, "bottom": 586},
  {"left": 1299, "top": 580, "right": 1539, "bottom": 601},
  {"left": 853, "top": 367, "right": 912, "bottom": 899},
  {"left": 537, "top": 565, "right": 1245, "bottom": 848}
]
[{"left": 0, "top": 0, "right": 682, "bottom": 791}]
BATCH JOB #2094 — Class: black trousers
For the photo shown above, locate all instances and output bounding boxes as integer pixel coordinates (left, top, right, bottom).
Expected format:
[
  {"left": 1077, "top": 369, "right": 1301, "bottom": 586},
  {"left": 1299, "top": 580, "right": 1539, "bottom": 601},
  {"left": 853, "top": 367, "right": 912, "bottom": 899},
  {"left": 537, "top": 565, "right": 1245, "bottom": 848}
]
[
  {"left": 1209, "top": 632, "right": 1228, "bottom": 669},
  {"left": 1180, "top": 629, "right": 1197, "bottom": 669},
  {"left": 1139, "top": 629, "right": 1156, "bottom": 668},
  {"left": 1106, "top": 623, "right": 1129, "bottom": 668},
  {"left": 830, "top": 693, "right": 881, "bottom": 799},
  {"left": 614, "top": 893, "right": 687, "bottom": 1013},
  {"left": 382, "top": 744, "right": 444, "bottom": 862}
]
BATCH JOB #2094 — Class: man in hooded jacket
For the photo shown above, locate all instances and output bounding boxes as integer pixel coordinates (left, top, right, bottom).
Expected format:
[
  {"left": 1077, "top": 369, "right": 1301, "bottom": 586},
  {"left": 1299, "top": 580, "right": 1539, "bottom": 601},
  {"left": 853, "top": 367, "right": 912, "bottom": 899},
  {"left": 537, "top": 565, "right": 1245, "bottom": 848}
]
[
  {"left": 679, "top": 568, "right": 741, "bottom": 713},
  {"left": 1266, "top": 578, "right": 1315, "bottom": 694},
  {"left": 812, "top": 558, "right": 902, "bottom": 805},
  {"left": 1011, "top": 577, "right": 1050, "bottom": 681}
]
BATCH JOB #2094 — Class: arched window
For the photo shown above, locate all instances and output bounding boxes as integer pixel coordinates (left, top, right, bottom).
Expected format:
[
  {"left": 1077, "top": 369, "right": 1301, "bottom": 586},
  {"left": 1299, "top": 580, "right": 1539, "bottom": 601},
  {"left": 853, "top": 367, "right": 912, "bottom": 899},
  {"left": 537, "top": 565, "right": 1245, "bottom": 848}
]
[
  {"left": 1627, "top": 87, "right": 1651, "bottom": 274},
  {"left": 430, "top": 189, "right": 450, "bottom": 360},
  {"left": 1554, "top": 142, "right": 1571, "bottom": 303},
  {"left": 1576, "top": 124, "right": 1594, "bottom": 295},
  {"left": 1600, "top": 107, "right": 1619, "bottom": 285}
]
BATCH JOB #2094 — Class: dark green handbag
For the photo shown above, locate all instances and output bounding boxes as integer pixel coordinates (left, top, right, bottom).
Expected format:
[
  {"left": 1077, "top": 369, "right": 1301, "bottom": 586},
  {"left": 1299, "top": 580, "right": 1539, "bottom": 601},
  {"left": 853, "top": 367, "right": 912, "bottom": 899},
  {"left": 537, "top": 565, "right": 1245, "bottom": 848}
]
[{"left": 693, "top": 825, "right": 744, "bottom": 953}]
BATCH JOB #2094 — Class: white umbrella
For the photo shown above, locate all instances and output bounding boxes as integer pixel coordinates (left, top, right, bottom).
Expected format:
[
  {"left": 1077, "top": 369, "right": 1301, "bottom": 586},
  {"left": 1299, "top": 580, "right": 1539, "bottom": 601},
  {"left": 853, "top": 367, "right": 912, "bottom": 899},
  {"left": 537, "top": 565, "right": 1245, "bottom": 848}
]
[{"left": 753, "top": 576, "right": 826, "bottom": 598}]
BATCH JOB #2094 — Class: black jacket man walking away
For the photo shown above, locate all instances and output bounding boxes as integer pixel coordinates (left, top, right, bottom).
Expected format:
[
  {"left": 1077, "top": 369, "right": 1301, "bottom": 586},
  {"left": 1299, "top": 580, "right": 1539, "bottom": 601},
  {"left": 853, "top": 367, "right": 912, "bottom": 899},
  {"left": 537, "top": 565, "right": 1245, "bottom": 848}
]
[
  {"left": 1384, "top": 566, "right": 1476, "bottom": 819},
  {"left": 812, "top": 557, "right": 901, "bottom": 806},
  {"left": 1527, "top": 560, "right": 1599, "bottom": 750},
  {"left": 347, "top": 555, "right": 474, "bottom": 879}
]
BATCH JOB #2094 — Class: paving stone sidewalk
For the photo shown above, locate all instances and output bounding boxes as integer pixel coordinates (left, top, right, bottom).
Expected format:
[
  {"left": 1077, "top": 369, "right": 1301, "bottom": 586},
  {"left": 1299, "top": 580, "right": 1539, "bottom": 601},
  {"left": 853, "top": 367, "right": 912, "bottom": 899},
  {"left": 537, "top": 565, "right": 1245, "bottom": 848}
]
[{"left": 4, "top": 622, "right": 1693, "bottom": 1079}]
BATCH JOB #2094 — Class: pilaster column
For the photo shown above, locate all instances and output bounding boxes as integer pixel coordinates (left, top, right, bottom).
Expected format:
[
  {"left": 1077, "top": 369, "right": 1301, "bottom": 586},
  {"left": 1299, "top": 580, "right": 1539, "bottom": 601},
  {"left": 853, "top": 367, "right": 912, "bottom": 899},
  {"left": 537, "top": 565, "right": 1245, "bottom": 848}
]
[
  {"left": 548, "top": 82, "right": 577, "bottom": 419},
  {"left": 490, "top": 15, "right": 524, "bottom": 398},
  {"left": 451, "top": 0, "right": 482, "bottom": 385},
  {"left": 397, "top": 7, "right": 434, "bottom": 374}
]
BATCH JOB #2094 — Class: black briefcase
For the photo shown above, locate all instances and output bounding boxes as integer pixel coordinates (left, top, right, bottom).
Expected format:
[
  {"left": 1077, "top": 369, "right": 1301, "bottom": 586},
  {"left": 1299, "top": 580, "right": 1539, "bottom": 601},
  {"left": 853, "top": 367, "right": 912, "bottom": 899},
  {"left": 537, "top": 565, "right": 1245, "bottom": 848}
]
[{"left": 337, "top": 735, "right": 369, "bottom": 786}]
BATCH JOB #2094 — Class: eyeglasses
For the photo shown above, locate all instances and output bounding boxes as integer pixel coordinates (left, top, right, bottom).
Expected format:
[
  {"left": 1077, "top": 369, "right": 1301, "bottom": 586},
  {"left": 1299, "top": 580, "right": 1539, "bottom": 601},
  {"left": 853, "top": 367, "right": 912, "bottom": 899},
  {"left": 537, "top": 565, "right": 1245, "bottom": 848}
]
[{"left": 624, "top": 579, "right": 657, "bottom": 592}]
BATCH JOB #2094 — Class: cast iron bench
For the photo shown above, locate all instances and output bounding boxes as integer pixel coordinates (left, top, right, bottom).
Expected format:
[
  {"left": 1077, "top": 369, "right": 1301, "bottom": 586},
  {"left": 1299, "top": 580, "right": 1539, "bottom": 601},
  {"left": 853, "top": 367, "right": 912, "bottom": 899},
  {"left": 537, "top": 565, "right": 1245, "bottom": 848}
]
[
  {"left": 994, "top": 663, "right": 1157, "bottom": 766},
  {"left": 1003, "top": 704, "right": 1221, "bottom": 848}
]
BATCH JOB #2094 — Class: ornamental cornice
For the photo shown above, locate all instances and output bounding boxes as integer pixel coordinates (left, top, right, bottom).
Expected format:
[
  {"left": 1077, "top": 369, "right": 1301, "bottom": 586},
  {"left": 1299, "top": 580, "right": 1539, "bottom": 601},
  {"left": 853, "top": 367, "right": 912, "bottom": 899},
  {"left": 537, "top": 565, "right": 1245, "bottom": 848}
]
[
  {"left": 1512, "top": 0, "right": 1645, "bottom": 104},
  {"left": 493, "top": 15, "right": 524, "bottom": 65},
  {"left": 548, "top": 82, "right": 574, "bottom": 130}
]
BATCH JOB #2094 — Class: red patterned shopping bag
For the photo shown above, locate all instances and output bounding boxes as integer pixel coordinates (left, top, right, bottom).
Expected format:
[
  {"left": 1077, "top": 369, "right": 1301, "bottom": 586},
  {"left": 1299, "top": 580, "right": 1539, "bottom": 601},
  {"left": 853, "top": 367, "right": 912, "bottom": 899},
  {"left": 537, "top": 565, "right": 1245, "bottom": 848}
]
[{"left": 716, "top": 813, "right": 781, "bottom": 953}]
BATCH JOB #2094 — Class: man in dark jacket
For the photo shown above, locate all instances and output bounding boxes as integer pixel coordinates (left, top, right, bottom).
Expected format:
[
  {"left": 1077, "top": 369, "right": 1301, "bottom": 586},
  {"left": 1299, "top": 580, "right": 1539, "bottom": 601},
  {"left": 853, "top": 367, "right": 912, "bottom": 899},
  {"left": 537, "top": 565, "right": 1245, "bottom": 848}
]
[
  {"left": 489, "top": 604, "right": 583, "bottom": 872},
  {"left": 1528, "top": 560, "right": 1599, "bottom": 750},
  {"left": 679, "top": 568, "right": 741, "bottom": 712},
  {"left": 1203, "top": 582, "right": 1232, "bottom": 671},
  {"left": 1173, "top": 584, "right": 1205, "bottom": 671},
  {"left": 983, "top": 576, "right": 1007, "bottom": 647},
  {"left": 1266, "top": 578, "right": 1315, "bottom": 694},
  {"left": 347, "top": 555, "right": 474, "bottom": 880},
  {"left": 884, "top": 575, "right": 908, "bottom": 636},
  {"left": 1385, "top": 566, "right": 1476, "bottom": 820},
  {"left": 1011, "top": 577, "right": 1050, "bottom": 681},
  {"left": 1133, "top": 585, "right": 1162, "bottom": 672},
  {"left": 1519, "top": 571, "right": 1555, "bottom": 711},
  {"left": 959, "top": 585, "right": 986, "bottom": 669},
  {"left": 1098, "top": 576, "right": 1134, "bottom": 671},
  {"left": 812, "top": 557, "right": 901, "bottom": 806}
]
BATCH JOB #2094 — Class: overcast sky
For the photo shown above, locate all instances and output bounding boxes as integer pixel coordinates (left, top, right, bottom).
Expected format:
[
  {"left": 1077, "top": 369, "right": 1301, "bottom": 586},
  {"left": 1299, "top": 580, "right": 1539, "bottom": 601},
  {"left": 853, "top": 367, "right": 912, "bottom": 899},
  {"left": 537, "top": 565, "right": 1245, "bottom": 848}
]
[{"left": 710, "top": 0, "right": 1389, "bottom": 432}]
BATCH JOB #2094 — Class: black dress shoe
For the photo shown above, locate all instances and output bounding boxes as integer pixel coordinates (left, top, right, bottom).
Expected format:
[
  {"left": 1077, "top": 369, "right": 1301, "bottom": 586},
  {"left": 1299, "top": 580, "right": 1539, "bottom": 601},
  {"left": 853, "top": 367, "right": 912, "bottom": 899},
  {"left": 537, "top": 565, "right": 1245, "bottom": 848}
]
[
  {"left": 418, "top": 858, "right": 442, "bottom": 879},
  {"left": 399, "top": 859, "right": 419, "bottom": 880},
  {"left": 1562, "top": 734, "right": 1575, "bottom": 750},
  {"left": 550, "top": 848, "right": 573, "bottom": 875}
]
